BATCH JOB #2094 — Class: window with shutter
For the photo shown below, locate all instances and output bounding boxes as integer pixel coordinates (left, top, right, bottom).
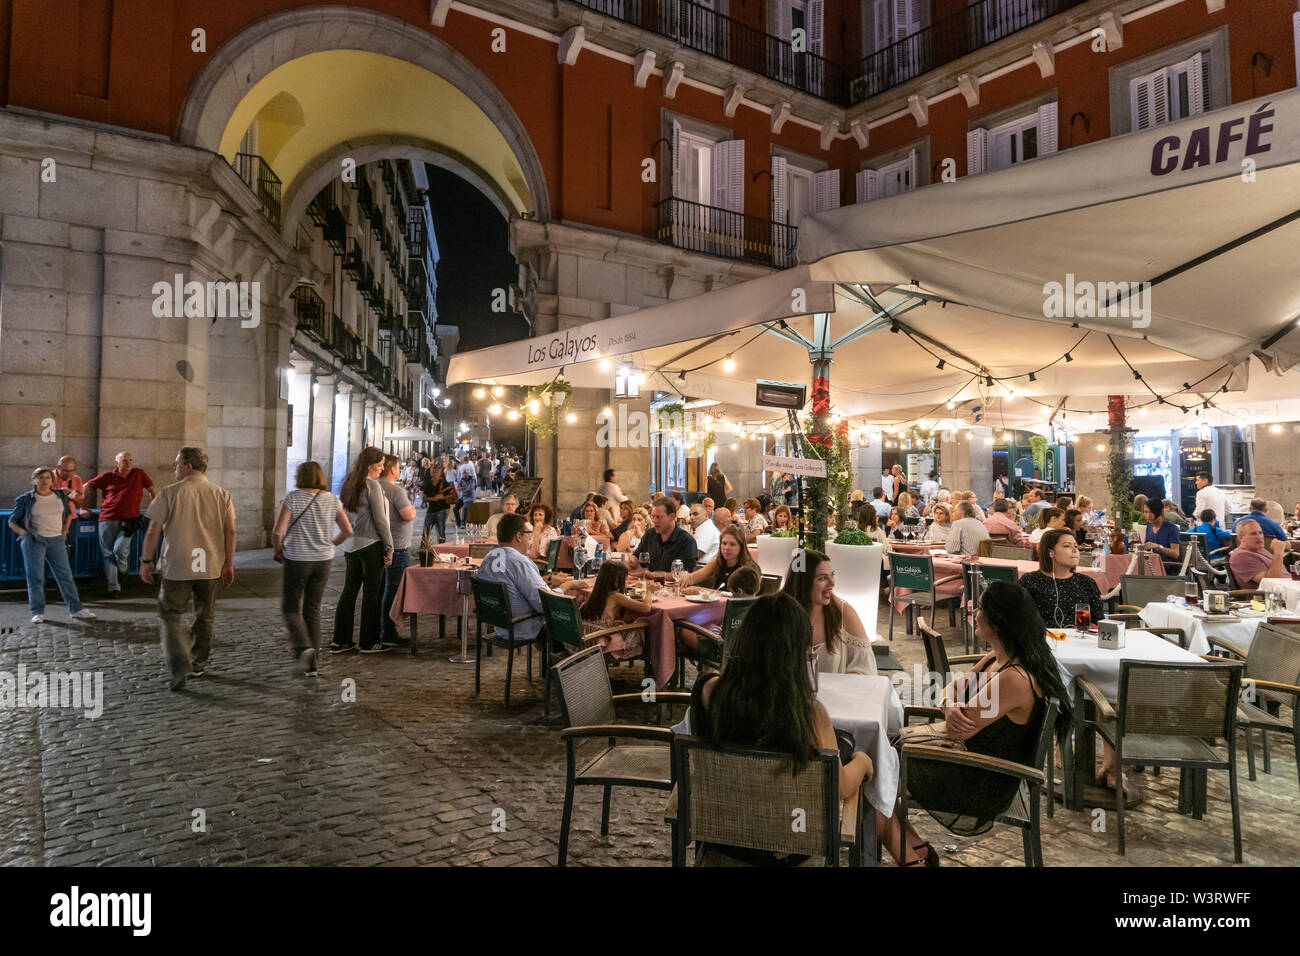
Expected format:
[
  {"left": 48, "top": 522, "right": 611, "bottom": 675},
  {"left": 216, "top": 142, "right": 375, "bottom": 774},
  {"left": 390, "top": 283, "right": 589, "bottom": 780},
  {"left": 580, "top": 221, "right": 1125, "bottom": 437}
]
[
  {"left": 709, "top": 140, "right": 745, "bottom": 256},
  {"left": 856, "top": 168, "right": 878, "bottom": 203},
  {"left": 1037, "top": 102, "right": 1058, "bottom": 155},
  {"left": 771, "top": 157, "right": 791, "bottom": 266},
  {"left": 966, "top": 128, "right": 988, "bottom": 176},
  {"left": 812, "top": 169, "right": 840, "bottom": 213},
  {"left": 1130, "top": 67, "right": 1170, "bottom": 131}
]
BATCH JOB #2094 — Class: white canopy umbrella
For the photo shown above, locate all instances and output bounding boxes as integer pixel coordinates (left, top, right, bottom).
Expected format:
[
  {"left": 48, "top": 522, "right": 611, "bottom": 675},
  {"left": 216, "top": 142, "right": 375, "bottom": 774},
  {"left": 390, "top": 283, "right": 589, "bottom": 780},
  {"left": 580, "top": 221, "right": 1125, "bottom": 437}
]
[
  {"left": 447, "top": 89, "right": 1300, "bottom": 429},
  {"left": 382, "top": 426, "right": 441, "bottom": 442}
]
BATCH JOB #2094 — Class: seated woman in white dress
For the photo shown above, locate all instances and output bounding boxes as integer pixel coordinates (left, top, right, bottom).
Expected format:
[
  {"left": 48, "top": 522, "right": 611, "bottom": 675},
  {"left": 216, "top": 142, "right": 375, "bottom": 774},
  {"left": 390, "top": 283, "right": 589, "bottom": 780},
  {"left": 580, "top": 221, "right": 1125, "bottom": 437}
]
[{"left": 780, "top": 548, "right": 877, "bottom": 675}]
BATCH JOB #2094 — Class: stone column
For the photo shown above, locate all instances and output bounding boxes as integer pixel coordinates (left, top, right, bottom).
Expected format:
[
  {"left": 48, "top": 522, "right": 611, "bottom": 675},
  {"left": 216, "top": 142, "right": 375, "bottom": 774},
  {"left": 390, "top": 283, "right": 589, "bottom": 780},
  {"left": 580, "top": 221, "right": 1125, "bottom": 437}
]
[{"left": 311, "top": 373, "right": 337, "bottom": 484}]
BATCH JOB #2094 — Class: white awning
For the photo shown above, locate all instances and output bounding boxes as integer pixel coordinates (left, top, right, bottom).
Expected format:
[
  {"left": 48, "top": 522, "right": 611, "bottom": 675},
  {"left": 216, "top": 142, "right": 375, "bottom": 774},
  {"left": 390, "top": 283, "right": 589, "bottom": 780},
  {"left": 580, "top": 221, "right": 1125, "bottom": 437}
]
[{"left": 382, "top": 426, "right": 440, "bottom": 442}]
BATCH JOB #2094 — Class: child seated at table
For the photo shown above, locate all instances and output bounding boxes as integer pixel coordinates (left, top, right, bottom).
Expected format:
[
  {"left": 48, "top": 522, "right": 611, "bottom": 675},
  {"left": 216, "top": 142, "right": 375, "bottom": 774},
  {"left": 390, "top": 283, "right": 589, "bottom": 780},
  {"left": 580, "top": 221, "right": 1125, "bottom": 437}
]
[
  {"left": 577, "top": 562, "right": 657, "bottom": 659},
  {"left": 725, "top": 566, "right": 760, "bottom": 597}
]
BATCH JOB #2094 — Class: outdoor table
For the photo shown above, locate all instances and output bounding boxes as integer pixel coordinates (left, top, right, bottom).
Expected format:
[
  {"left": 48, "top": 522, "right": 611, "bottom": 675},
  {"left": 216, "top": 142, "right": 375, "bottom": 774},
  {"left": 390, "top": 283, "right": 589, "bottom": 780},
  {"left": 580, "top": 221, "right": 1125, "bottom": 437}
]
[
  {"left": 557, "top": 534, "right": 613, "bottom": 570},
  {"left": 1048, "top": 627, "right": 1203, "bottom": 810},
  {"left": 1260, "top": 577, "right": 1300, "bottom": 611},
  {"left": 816, "top": 673, "right": 905, "bottom": 817},
  {"left": 1136, "top": 600, "right": 1296, "bottom": 656},
  {"left": 887, "top": 541, "right": 948, "bottom": 555},
  {"left": 387, "top": 558, "right": 481, "bottom": 655},
  {"left": 433, "top": 541, "right": 471, "bottom": 559}
]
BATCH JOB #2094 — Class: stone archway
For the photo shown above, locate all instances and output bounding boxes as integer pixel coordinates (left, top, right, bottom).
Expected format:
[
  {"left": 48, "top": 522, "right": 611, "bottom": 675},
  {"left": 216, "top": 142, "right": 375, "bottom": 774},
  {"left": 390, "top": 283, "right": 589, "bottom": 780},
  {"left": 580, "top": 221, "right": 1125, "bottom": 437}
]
[{"left": 175, "top": 5, "right": 551, "bottom": 225}]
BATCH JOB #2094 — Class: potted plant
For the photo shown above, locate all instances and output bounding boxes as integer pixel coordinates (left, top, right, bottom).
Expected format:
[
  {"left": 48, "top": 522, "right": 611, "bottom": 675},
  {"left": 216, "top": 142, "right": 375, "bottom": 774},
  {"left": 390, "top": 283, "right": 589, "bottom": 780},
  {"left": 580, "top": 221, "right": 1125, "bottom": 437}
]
[
  {"left": 418, "top": 529, "right": 437, "bottom": 567},
  {"left": 826, "top": 527, "right": 885, "bottom": 640},
  {"left": 524, "top": 377, "right": 572, "bottom": 438},
  {"left": 754, "top": 532, "right": 800, "bottom": 583}
]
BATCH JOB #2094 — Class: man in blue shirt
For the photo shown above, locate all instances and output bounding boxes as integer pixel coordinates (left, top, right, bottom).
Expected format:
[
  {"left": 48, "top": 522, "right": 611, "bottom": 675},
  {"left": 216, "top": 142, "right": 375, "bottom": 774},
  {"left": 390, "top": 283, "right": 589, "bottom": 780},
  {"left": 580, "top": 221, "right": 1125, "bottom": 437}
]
[
  {"left": 1233, "top": 498, "right": 1287, "bottom": 544},
  {"left": 475, "top": 512, "right": 547, "bottom": 643},
  {"left": 1141, "top": 499, "right": 1182, "bottom": 574},
  {"left": 1192, "top": 508, "right": 1234, "bottom": 556}
]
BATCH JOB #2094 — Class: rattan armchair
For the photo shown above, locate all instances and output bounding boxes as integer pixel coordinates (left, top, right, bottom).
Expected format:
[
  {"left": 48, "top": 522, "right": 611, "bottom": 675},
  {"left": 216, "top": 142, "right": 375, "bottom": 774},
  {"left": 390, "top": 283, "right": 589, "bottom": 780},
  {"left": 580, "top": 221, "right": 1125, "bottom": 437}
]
[
  {"left": 1206, "top": 622, "right": 1300, "bottom": 788},
  {"left": 1114, "top": 574, "right": 1187, "bottom": 615},
  {"left": 1085, "top": 659, "right": 1244, "bottom": 861},
  {"left": 552, "top": 646, "right": 689, "bottom": 866},
  {"left": 669, "top": 735, "right": 865, "bottom": 866},
  {"left": 468, "top": 541, "right": 496, "bottom": 560},
  {"left": 896, "top": 699, "right": 1060, "bottom": 867},
  {"left": 538, "top": 587, "right": 653, "bottom": 716}
]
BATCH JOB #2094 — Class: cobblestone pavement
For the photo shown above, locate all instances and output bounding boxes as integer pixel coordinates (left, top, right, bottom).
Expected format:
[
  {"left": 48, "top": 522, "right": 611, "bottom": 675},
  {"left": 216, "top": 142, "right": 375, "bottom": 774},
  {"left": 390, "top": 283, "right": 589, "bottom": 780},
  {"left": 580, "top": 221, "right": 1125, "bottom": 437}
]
[{"left": 1, "top": 555, "right": 1295, "bottom": 867}]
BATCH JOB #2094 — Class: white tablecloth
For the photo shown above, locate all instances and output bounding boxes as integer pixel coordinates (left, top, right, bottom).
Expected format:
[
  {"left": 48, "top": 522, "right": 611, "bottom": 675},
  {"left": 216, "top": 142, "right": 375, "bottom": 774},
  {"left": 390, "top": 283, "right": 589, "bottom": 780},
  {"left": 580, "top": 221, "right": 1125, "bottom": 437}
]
[
  {"left": 1049, "top": 628, "right": 1204, "bottom": 700},
  {"left": 672, "top": 673, "right": 904, "bottom": 817},
  {"left": 1260, "top": 578, "right": 1300, "bottom": 612},
  {"left": 816, "top": 673, "right": 905, "bottom": 818},
  {"left": 1138, "top": 601, "right": 1293, "bottom": 656}
]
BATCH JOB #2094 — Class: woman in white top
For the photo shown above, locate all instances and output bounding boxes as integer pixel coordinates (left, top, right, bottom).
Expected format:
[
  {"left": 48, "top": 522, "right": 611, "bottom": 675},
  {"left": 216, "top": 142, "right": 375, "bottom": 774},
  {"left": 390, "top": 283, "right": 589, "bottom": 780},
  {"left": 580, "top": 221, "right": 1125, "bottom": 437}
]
[
  {"left": 616, "top": 511, "right": 648, "bottom": 553},
  {"left": 272, "top": 460, "right": 352, "bottom": 674},
  {"left": 331, "top": 447, "right": 393, "bottom": 654},
  {"left": 527, "top": 503, "right": 559, "bottom": 561},
  {"left": 1027, "top": 507, "right": 1065, "bottom": 544},
  {"left": 743, "top": 497, "right": 768, "bottom": 535},
  {"left": 780, "top": 549, "right": 878, "bottom": 675}
]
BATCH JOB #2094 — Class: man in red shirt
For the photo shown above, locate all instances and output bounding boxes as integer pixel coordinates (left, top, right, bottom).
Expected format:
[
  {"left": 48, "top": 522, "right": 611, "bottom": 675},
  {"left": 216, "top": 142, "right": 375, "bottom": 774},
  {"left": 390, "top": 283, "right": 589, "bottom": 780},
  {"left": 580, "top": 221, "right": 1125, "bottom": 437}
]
[
  {"left": 85, "top": 451, "right": 155, "bottom": 595},
  {"left": 51, "top": 456, "right": 88, "bottom": 517}
]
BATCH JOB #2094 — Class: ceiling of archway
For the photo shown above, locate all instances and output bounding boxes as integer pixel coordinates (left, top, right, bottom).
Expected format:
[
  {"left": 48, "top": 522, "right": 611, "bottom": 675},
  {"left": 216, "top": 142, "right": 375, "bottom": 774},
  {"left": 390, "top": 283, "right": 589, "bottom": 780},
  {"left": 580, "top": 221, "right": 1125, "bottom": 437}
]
[{"left": 217, "top": 50, "right": 532, "bottom": 215}]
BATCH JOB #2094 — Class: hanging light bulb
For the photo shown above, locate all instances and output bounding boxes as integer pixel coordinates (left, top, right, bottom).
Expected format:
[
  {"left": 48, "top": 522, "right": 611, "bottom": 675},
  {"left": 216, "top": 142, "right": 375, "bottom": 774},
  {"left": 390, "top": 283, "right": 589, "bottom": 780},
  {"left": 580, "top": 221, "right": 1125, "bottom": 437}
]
[
  {"left": 506, "top": 409, "right": 519, "bottom": 421},
  {"left": 565, "top": 412, "right": 577, "bottom": 424},
  {"left": 722, "top": 355, "right": 736, "bottom": 373},
  {"left": 491, "top": 386, "right": 504, "bottom": 398},
  {"left": 487, "top": 403, "right": 502, "bottom": 416},
  {"left": 946, "top": 401, "right": 956, "bottom": 409},
  {"left": 602, "top": 407, "right": 612, "bottom": 417},
  {"left": 474, "top": 387, "right": 486, "bottom": 400}
]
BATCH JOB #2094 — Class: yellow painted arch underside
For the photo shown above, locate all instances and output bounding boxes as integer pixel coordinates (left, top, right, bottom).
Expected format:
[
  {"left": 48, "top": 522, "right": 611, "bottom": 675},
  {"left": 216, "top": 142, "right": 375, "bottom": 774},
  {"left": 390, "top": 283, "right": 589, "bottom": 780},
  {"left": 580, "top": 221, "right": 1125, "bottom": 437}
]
[{"left": 218, "top": 50, "right": 532, "bottom": 214}]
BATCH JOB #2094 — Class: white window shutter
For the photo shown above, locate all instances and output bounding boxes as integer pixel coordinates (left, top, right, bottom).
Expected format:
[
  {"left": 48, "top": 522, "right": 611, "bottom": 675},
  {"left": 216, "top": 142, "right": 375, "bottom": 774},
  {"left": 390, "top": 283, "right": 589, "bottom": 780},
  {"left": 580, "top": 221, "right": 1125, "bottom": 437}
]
[
  {"left": 992, "top": 131, "right": 1012, "bottom": 170},
  {"left": 808, "top": 0, "right": 825, "bottom": 55},
  {"left": 1131, "top": 68, "right": 1169, "bottom": 131},
  {"left": 874, "top": 0, "right": 891, "bottom": 51},
  {"left": 1186, "top": 52, "right": 1206, "bottom": 116},
  {"left": 771, "top": 156, "right": 788, "bottom": 224},
  {"left": 813, "top": 169, "right": 840, "bottom": 212},
  {"left": 856, "top": 168, "right": 878, "bottom": 203},
  {"left": 966, "top": 128, "right": 988, "bottom": 176},
  {"left": 905, "top": 148, "right": 917, "bottom": 190},
  {"left": 671, "top": 120, "right": 683, "bottom": 199},
  {"left": 1037, "top": 102, "right": 1058, "bottom": 155},
  {"left": 778, "top": 0, "right": 792, "bottom": 45},
  {"left": 727, "top": 140, "right": 745, "bottom": 213},
  {"left": 894, "top": 0, "right": 912, "bottom": 41}
]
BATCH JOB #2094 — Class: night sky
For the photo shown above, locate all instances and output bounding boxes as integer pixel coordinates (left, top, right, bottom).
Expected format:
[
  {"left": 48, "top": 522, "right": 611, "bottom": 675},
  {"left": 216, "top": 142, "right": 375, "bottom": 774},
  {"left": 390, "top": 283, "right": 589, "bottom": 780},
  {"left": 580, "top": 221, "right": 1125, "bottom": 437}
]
[{"left": 425, "top": 165, "right": 527, "bottom": 352}]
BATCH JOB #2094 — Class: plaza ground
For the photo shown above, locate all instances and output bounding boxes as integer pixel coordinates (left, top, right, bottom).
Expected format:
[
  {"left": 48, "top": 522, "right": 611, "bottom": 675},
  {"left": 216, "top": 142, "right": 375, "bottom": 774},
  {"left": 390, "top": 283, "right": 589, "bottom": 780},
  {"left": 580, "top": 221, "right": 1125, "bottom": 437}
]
[{"left": 1, "top": 553, "right": 1295, "bottom": 867}]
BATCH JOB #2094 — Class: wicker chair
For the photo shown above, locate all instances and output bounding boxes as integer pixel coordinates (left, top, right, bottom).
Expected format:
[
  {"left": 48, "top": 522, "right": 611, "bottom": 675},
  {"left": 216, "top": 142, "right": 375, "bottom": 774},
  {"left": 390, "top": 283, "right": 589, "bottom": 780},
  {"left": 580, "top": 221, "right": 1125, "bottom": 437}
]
[
  {"left": 538, "top": 587, "right": 651, "bottom": 716},
  {"left": 1206, "top": 622, "right": 1300, "bottom": 788},
  {"left": 552, "top": 646, "right": 688, "bottom": 866},
  {"left": 1084, "top": 659, "right": 1244, "bottom": 861},
  {"left": 468, "top": 541, "right": 496, "bottom": 560},
  {"left": 960, "top": 563, "right": 1017, "bottom": 652},
  {"left": 988, "top": 542, "right": 1035, "bottom": 561},
  {"left": 887, "top": 553, "right": 961, "bottom": 640},
  {"left": 1115, "top": 574, "right": 1186, "bottom": 614},
  {"left": 896, "top": 698, "right": 1060, "bottom": 866},
  {"left": 669, "top": 735, "right": 865, "bottom": 866},
  {"left": 470, "top": 576, "right": 542, "bottom": 707},
  {"left": 759, "top": 574, "right": 782, "bottom": 595}
]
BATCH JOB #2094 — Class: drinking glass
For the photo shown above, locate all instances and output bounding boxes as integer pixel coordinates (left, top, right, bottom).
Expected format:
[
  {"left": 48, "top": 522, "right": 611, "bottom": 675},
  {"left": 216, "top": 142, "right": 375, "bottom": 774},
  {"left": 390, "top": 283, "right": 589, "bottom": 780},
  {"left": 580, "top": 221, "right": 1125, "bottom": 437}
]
[
  {"left": 1184, "top": 580, "right": 1198, "bottom": 607},
  {"left": 1074, "top": 603, "right": 1092, "bottom": 631},
  {"left": 638, "top": 551, "right": 650, "bottom": 580}
]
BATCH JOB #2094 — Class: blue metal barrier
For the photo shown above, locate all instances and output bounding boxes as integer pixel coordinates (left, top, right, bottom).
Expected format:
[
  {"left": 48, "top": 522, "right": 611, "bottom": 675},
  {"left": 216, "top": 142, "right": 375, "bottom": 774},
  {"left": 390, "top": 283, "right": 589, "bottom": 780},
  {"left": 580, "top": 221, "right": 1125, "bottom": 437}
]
[{"left": 0, "top": 510, "right": 152, "bottom": 583}]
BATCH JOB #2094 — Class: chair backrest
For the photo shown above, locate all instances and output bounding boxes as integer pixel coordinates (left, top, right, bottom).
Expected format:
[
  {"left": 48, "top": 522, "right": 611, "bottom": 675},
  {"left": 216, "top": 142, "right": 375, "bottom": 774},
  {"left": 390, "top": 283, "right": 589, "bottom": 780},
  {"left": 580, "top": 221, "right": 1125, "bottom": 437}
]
[
  {"left": 1242, "top": 622, "right": 1300, "bottom": 690},
  {"left": 552, "top": 645, "right": 616, "bottom": 727},
  {"left": 545, "top": 536, "right": 562, "bottom": 572},
  {"left": 673, "top": 735, "right": 840, "bottom": 865},
  {"left": 467, "top": 501, "right": 491, "bottom": 524},
  {"left": 975, "top": 562, "right": 1019, "bottom": 584},
  {"left": 1117, "top": 660, "right": 1242, "bottom": 740},
  {"left": 539, "top": 588, "right": 586, "bottom": 650},
  {"left": 1031, "top": 698, "right": 1062, "bottom": 771},
  {"left": 470, "top": 575, "right": 515, "bottom": 631},
  {"left": 889, "top": 553, "right": 934, "bottom": 593},
  {"left": 1119, "top": 574, "right": 1185, "bottom": 608},
  {"left": 903, "top": 515, "right": 920, "bottom": 527},
  {"left": 989, "top": 543, "right": 1034, "bottom": 561},
  {"left": 918, "top": 619, "right": 950, "bottom": 678},
  {"left": 759, "top": 573, "right": 782, "bottom": 595},
  {"left": 469, "top": 541, "right": 496, "bottom": 560}
]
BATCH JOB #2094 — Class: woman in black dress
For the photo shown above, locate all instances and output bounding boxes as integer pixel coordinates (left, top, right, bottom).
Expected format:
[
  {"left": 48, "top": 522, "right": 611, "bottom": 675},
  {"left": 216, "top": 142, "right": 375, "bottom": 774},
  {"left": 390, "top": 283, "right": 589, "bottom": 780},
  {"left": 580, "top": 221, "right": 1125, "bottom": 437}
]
[
  {"left": 706, "top": 462, "right": 732, "bottom": 507},
  {"left": 1018, "top": 528, "right": 1103, "bottom": 629},
  {"left": 880, "top": 580, "right": 1070, "bottom": 864}
]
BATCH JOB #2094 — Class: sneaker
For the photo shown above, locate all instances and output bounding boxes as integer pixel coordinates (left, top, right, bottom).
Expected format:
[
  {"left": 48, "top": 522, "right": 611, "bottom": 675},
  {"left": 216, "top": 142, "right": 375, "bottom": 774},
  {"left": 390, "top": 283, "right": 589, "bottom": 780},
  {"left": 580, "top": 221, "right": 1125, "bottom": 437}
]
[
  {"left": 31, "top": 614, "right": 44, "bottom": 624},
  {"left": 72, "top": 609, "right": 97, "bottom": 620},
  {"left": 329, "top": 642, "right": 357, "bottom": 654},
  {"left": 379, "top": 635, "right": 410, "bottom": 649},
  {"left": 359, "top": 644, "right": 391, "bottom": 654},
  {"left": 295, "top": 648, "right": 318, "bottom": 676}
]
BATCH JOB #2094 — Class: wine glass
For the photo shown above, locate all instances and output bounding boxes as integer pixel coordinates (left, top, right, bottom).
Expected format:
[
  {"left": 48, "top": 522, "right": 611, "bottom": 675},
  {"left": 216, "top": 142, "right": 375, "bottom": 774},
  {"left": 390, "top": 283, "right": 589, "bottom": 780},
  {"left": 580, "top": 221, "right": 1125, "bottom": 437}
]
[
  {"left": 638, "top": 551, "right": 650, "bottom": 581},
  {"left": 1074, "top": 603, "right": 1092, "bottom": 631},
  {"left": 1184, "top": 580, "right": 1199, "bottom": 607}
]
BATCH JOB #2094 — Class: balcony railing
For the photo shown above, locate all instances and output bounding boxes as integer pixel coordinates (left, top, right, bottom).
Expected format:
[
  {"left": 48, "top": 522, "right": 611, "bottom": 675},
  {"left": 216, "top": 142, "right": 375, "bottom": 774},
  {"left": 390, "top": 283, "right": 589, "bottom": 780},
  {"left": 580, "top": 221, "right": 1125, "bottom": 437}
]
[
  {"left": 292, "top": 287, "right": 327, "bottom": 340},
  {"left": 233, "top": 153, "right": 282, "bottom": 229},
  {"left": 364, "top": 347, "right": 390, "bottom": 391},
  {"left": 408, "top": 218, "right": 427, "bottom": 260},
  {"left": 572, "top": 0, "right": 839, "bottom": 100},
  {"left": 331, "top": 316, "right": 363, "bottom": 368},
  {"left": 846, "top": 0, "right": 1089, "bottom": 103},
  {"left": 655, "top": 197, "right": 797, "bottom": 268}
]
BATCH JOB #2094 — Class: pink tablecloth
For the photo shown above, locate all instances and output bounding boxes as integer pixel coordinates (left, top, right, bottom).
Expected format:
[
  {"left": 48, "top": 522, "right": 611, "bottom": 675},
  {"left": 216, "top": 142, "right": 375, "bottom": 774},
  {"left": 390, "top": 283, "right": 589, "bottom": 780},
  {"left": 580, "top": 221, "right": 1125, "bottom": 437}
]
[
  {"left": 433, "top": 542, "right": 470, "bottom": 559},
  {"left": 388, "top": 560, "right": 481, "bottom": 635},
  {"left": 557, "top": 535, "right": 612, "bottom": 569}
]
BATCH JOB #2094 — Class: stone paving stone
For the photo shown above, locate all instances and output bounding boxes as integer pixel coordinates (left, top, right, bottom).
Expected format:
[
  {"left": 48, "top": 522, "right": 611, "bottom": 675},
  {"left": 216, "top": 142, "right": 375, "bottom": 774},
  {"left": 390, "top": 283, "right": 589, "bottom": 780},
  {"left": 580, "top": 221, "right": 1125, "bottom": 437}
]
[{"left": 2, "top": 567, "right": 1297, "bottom": 866}]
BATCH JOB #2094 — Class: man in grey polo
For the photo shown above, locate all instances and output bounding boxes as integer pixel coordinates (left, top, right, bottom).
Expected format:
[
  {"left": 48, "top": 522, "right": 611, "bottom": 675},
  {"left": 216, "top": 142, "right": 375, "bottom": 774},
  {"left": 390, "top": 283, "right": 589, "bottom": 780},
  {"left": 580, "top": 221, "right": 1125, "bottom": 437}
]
[{"left": 140, "top": 447, "right": 236, "bottom": 691}]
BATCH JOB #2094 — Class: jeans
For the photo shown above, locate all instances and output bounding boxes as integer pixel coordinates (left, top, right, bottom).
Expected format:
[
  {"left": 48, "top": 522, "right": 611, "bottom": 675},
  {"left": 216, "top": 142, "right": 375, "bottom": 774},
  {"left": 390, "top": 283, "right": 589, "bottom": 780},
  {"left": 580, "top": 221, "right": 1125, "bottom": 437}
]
[
  {"left": 381, "top": 548, "right": 410, "bottom": 642},
  {"left": 457, "top": 494, "right": 474, "bottom": 527},
  {"left": 98, "top": 520, "right": 131, "bottom": 590},
  {"left": 423, "top": 506, "right": 448, "bottom": 543},
  {"left": 20, "top": 534, "right": 84, "bottom": 615},
  {"left": 282, "top": 558, "right": 332, "bottom": 656},
  {"left": 333, "top": 541, "right": 385, "bottom": 649},
  {"left": 159, "top": 577, "right": 218, "bottom": 680}
]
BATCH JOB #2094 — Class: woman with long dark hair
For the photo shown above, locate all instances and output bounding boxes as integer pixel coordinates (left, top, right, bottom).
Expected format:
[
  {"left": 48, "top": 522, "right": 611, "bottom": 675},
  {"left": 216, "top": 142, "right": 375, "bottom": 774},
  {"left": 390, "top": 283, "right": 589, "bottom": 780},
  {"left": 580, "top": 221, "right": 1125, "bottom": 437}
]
[
  {"left": 881, "top": 580, "right": 1070, "bottom": 865},
  {"left": 331, "top": 447, "right": 392, "bottom": 654},
  {"left": 686, "top": 593, "right": 874, "bottom": 865},
  {"left": 571, "top": 561, "right": 657, "bottom": 659},
  {"left": 781, "top": 550, "right": 877, "bottom": 675},
  {"left": 689, "top": 524, "right": 759, "bottom": 590}
]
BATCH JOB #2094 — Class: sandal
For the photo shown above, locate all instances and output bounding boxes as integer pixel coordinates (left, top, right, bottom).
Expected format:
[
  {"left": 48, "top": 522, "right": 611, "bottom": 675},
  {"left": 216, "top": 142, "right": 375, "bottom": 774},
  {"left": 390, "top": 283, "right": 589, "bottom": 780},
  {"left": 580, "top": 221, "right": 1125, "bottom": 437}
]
[{"left": 903, "top": 842, "right": 940, "bottom": 867}]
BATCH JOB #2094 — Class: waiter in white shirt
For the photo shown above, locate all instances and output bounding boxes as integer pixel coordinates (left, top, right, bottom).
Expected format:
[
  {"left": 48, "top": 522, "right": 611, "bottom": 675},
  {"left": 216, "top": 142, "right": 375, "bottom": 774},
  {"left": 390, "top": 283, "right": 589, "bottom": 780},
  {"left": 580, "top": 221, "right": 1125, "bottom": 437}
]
[{"left": 1194, "top": 473, "right": 1229, "bottom": 525}]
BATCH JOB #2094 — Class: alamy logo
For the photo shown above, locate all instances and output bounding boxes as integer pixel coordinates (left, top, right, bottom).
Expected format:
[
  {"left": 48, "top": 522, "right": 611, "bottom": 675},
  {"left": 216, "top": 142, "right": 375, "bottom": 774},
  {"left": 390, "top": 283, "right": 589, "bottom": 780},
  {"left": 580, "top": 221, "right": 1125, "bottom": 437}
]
[
  {"left": 50, "top": 886, "right": 151, "bottom": 936},
  {"left": 1042, "top": 273, "right": 1151, "bottom": 329},
  {"left": 151, "top": 273, "right": 260, "bottom": 328},
  {"left": 0, "top": 664, "right": 103, "bottom": 719}
]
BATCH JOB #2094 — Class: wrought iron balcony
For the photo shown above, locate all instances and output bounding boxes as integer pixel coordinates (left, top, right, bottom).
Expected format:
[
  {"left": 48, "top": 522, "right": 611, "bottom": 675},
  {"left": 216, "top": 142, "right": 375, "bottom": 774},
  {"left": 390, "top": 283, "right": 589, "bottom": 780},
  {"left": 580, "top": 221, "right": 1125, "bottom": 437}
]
[
  {"left": 364, "top": 347, "right": 390, "bottom": 390},
  {"left": 655, "top": 196, "right": 797, "bottom": 269},
  {"left": 368, "top": 203, "right": 385, "bottom": 241},
  {"left": 232, "top": 153, "right": 282, "bottom": 229},
  {"left": 331, "top": 316, "right": 363, "bottom": 368},
  {"left": 292, "top": 287, "right": 327, "bottom": 340},
  {"left": 571, "top": 0, "right": 840, "bottom": 100},
  {"left": 408, "top": 219, "right": 427, "bottom": 260},
  {"left": 846, "top": 0, "right": 1089, "bottom": 104}
]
